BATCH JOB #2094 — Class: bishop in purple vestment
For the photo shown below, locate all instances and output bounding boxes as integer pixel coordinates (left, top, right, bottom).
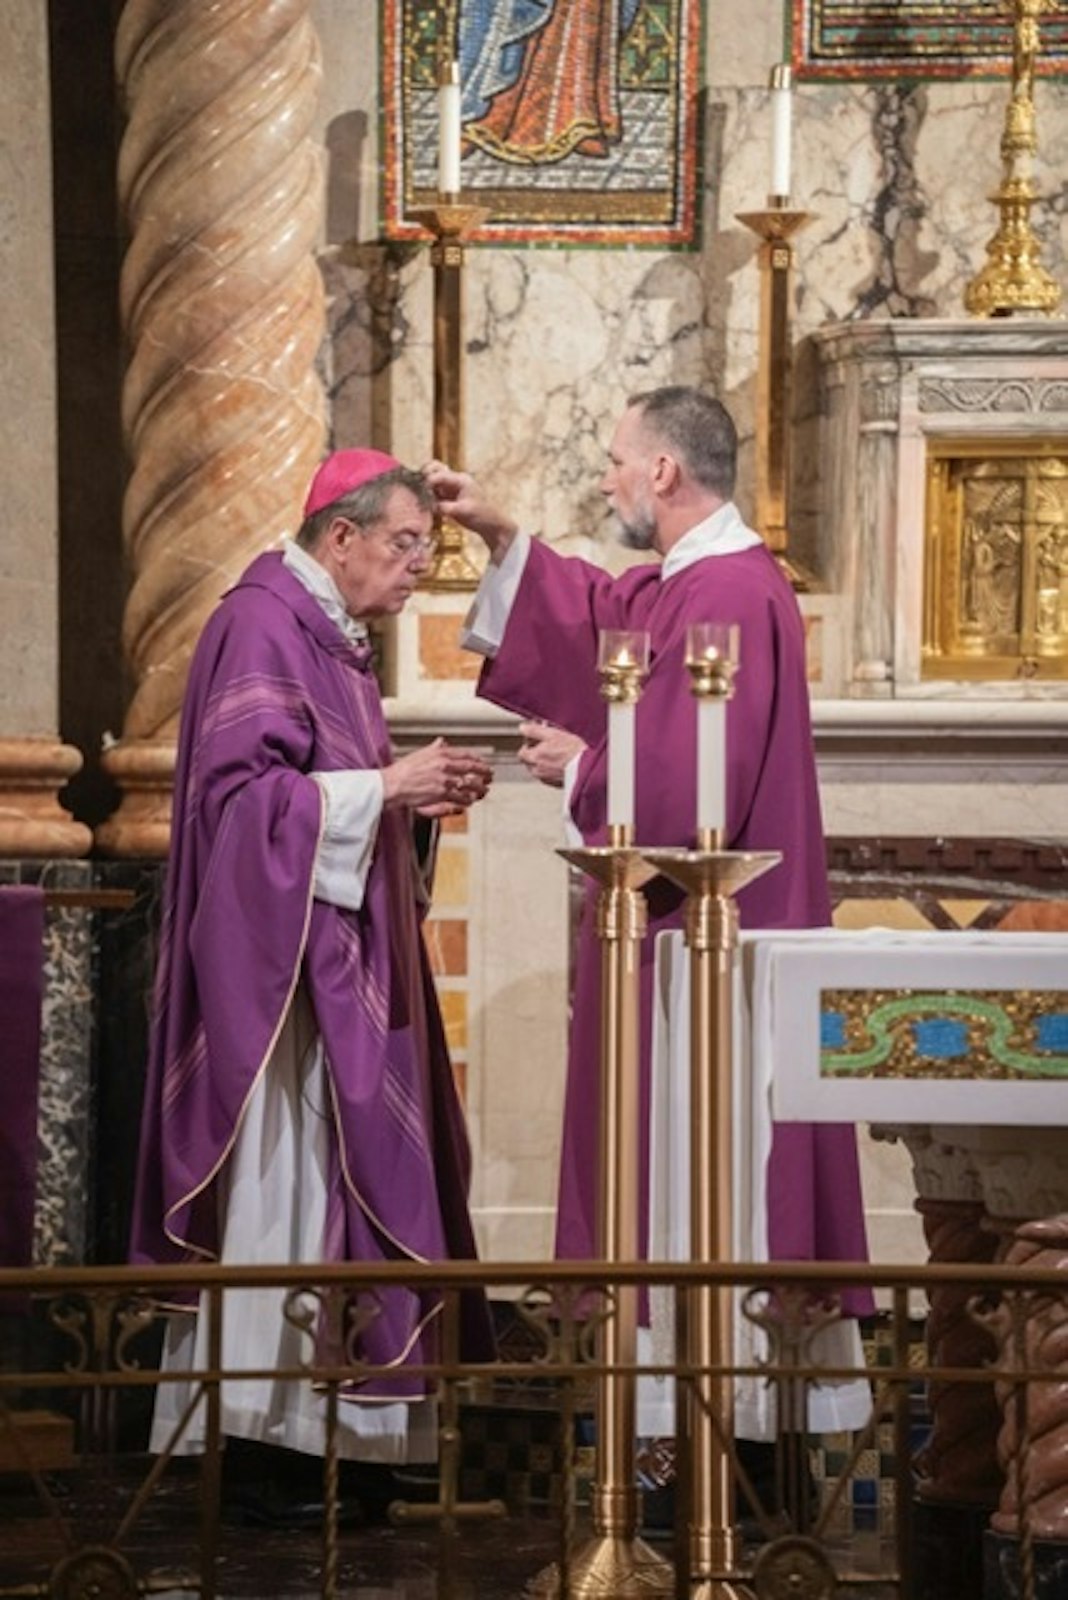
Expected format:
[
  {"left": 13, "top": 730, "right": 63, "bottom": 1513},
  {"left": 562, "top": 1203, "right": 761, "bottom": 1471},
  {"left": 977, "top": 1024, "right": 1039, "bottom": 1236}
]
[
  {"left": 130, "top": 452, "right": 495, "bottom": 1466},
  {"left": 426, "top": 388, "right": 870, "bottom": 1296}
]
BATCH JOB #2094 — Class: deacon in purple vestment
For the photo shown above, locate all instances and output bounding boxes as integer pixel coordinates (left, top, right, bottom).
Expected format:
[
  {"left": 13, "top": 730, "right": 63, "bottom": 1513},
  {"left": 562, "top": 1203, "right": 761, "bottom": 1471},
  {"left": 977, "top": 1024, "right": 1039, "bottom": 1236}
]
[
  {"left": 130, "top": 451, "right": 495, "bottom": 1463},
  {"left": 426, "top": 387, "right": 870, "bottom": 1299}
]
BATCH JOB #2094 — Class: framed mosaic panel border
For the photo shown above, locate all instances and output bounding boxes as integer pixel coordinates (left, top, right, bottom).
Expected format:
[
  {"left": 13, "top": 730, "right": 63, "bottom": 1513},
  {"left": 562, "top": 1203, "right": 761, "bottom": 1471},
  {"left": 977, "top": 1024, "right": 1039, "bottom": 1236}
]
[
  {"left": 765, "top": 934, "right": 1068, "bottom": 1124},
  {"left": 792, "top": 0, "right": 1068, "bottom": 80},
  {"left": 381, "top": 0, "right": 704, "bottom": 246}
]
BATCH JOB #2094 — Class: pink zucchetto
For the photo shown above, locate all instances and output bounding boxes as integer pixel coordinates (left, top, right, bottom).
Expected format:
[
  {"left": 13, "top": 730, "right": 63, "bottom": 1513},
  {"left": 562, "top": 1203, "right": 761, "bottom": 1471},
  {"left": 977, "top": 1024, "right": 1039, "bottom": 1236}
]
[{"left": 302, "top": 448, "right": 402, "bottom": 517}]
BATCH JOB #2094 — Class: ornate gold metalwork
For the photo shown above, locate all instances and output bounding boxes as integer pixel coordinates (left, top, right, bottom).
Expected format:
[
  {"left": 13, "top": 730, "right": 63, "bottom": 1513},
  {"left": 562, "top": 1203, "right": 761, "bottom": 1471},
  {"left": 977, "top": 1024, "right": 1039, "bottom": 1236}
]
[
  {"left": 751, "top": 1535, "right": 837, "bottom": 1599},
  {"left": 964, "top": 0, "right": 1062, "bottom": 317},
  {"left": 1, "top": 1253, "right": 1066, "bottom": 1595},
  {"left": 598, "top": 658, "right": 648, "bottom": 708},
  {"left": 923, "top": 441, "right": 1068, "bottom": 679},
  {"left": 407, "top": 200, "right": 492, "bottom": 590},
  {"left": 49, "top": 1547, "right": 140, "bottom": 1600},
  {"left": 735, "top": 206, "right": 816, "bottom": 591}
]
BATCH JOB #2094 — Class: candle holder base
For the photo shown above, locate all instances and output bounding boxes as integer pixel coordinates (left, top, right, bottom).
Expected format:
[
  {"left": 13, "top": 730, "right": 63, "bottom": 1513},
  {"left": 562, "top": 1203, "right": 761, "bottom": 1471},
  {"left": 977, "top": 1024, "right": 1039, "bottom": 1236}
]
[
  {"left": 557, "top": 844, "right": 660, "bottom": 894},
  {"left": 689, "top": 1580, "right": 754, "bottom": 1600},
  {"left": 640, "top": 847, "right": 782, "bottom": 901},
  {"left": 407, "top": 201, "right": 492, "bottom": 244},
  {"left": 525, "top": 1535, "right": 673, "bottom": 1598},
  {"left": 735, "top": 207, "right": 814, "bottom": 245}
]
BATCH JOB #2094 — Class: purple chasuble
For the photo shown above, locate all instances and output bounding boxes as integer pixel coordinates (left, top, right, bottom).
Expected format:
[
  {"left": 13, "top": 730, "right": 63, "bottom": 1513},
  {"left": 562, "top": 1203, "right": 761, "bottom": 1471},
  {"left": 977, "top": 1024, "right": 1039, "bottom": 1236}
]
[
  {"left": 0, "top": 886, "right": 45, "bottom": 1277},
  {"left": 479, "top": 537, "right": 870, "bottom": 1307},
  {"left": 130, "top": 553, "right": 492, "bottom": 1389}
]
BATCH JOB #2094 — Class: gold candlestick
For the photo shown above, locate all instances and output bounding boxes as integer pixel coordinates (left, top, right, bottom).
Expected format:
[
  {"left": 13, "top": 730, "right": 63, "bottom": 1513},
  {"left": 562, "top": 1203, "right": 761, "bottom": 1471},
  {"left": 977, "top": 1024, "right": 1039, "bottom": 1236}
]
[
  {"left": 407, "top": 198, "right": 491, "bottom": 588},
  {"left": 530, "top": 658, "right": 670, "bottom": 1598},
  {"left": 735, "top": 204, "right": 814, "bottom": 592},
  {"left": 641, "top": 847, "right": 780, "bottom": 1598},
  {"left": 964, "top": 0, "right": 1061, "bottom": 317}
]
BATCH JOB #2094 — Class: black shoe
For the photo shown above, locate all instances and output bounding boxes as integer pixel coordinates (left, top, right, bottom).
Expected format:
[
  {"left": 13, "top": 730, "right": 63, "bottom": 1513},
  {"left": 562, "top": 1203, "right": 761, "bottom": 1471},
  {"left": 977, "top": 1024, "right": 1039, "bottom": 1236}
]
[
  {"left": 223, "top": 1477, "right": 365, "bottom": 1530},
  {"left": 221, "top": 1439, "right": 364, "bottom": 1530}
]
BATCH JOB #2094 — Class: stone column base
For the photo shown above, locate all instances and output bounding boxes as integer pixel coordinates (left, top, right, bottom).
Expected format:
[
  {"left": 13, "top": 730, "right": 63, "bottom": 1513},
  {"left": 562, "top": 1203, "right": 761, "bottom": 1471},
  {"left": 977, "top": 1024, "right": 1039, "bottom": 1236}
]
[
  {"left": 913, "top": 1498, "right": 991, "bottom": 1600},
  {"left": 983, "top": 1528, "right": 1068, "bottom": 1600},
  {"left": 95, "top": 740, "right": 175, "bottom": 859},
  {"left": 0, "top": 738, "right": 91, "bottom": 858}
]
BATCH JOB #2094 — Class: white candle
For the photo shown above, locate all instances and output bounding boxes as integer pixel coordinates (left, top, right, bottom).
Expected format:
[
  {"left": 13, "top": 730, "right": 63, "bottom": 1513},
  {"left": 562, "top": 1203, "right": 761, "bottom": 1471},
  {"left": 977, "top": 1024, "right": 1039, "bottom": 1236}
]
[
  {"left": 696, "top": 697, "right": 726, "bottom": 834},
  {"left": 438, "top": 60, "right": 462, "bottom": 195},
  {"left": 607, "top": 701, "right": 636, "bottom": 832},
  {"left": 769, "top": 63, "right": 792, "bottom": 199}
]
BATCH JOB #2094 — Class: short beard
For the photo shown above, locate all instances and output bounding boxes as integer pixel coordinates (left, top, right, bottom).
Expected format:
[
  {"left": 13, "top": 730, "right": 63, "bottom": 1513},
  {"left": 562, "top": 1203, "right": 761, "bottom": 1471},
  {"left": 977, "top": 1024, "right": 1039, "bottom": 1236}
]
[{"left": 617, "top": 508, "right": 657, "bottom": 550}]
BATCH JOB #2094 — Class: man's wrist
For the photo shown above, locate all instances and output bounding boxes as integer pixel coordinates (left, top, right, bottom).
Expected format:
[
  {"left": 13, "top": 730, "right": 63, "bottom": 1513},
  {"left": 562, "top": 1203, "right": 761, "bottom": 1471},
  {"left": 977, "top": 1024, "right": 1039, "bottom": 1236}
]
[{"left": 483, "top": 520, "right": 519, "bottom": 563}]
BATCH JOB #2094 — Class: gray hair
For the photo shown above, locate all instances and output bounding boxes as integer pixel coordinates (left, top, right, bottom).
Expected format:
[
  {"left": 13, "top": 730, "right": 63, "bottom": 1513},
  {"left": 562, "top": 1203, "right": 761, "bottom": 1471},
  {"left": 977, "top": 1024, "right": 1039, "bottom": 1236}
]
[
  {"left": 626, "top": 386, "right": 737, "bottom": 499},
  {"left": 296, "top": 465, "right": 435, "bottom": 550}
]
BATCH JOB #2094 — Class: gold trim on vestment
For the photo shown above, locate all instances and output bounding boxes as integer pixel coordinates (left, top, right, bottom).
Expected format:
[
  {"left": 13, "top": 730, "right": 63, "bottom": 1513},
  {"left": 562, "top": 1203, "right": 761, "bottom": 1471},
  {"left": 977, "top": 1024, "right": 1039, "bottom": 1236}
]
[{"left": 162, "top": 781, "right": 329, "bottom": 1258}]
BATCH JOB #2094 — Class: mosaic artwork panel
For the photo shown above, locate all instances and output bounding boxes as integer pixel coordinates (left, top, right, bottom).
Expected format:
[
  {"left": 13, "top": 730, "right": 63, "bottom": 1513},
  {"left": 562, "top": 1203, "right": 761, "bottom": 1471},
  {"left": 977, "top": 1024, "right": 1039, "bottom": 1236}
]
[
  {"left": 382, "top": 0, "right": 703, "bottom": 244},
  {"left": 793, "top": 0, "right": 1068, "bottom": 80},
  {"left": 820, "top": 987, "right": 1068, "bottom": 1080}
]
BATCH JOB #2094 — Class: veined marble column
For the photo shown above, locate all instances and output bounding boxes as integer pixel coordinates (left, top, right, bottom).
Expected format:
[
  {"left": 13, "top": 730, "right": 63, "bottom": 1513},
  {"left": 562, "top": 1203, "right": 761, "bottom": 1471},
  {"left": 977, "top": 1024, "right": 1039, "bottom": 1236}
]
[
  {"left": 0, "top": 7, "right": 90, "bottom": 856},
  {"left": 985, "top": 1216, "right": 1068, "bottom": 1543},
  {"left": 98, "top": 0, "right": 328, "bottom": 857}
]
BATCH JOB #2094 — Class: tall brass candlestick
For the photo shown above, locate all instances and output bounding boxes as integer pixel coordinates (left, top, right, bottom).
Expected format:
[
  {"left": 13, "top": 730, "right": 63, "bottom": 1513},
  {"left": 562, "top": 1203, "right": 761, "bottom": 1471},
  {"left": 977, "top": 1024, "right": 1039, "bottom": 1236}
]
[
  {"left": 964, "top": 0, "right": 1061, "bottom": 316},
  {"left": 735, "top": 205, "right": 814, "bottom": 593},
  {"left": 641, "top": 848, "right": 779, "bottom": 1598},
  {"left": 532, "top": 653, "right": 670, "bottom": 1599},
  {"left": 645, "top": 650, "right": 779, "bottom": 1596},
  {"left": 407, "top": 198, "right": 490, "bottom": 588}
]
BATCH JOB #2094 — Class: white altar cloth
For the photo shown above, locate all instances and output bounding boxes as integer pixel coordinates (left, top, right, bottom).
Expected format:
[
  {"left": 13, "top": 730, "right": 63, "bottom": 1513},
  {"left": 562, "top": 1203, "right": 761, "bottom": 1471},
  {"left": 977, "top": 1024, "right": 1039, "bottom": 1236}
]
[{"left": 637, "top": 930, "right": 874, "bottom": 1442}]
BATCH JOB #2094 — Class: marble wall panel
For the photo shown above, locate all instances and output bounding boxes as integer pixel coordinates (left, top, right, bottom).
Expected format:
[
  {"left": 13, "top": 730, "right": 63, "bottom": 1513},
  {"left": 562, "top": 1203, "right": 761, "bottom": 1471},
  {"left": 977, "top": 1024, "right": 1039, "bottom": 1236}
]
[
  {"left": 0, "top": 6, "right": 58, "bottom": 735},
  {"left": 0, "top": 860, "right": 161, "bottom": 1269},
  {"left": 0, "top": 862, "right": 93, "bottom": 1267},
  {"left": 314, "top": 56, "right": 1066, "bottom": 553}
]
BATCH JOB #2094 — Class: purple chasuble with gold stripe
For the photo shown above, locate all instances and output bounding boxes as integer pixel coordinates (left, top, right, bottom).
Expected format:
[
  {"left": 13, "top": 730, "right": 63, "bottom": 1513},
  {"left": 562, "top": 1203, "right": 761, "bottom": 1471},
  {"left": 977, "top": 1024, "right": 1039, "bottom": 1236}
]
[{"left": 130, "top": 553, "right": 491, "bottom": 1387}]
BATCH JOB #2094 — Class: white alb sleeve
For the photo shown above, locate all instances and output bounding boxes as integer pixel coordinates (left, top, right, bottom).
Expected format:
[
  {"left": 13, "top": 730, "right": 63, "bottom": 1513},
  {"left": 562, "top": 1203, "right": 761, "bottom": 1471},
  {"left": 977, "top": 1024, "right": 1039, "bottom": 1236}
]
[
  {"left": 460, "top": 531, "right": 532, "bottom": 657},
  {"left": 561, "top": 750, "right": 584, "bottom": 848},
  {"left": 311, "top": 769, "right": 384, "bottom": 911}
]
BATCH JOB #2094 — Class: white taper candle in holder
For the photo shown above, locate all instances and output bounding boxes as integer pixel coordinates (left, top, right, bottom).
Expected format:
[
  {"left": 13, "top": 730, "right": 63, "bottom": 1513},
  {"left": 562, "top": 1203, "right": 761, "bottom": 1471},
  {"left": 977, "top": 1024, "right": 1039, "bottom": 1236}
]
[
  {"left": 438, "top": 59, "right": 462, "bottom": 196},
  {"left": 769, "top": 62, "right": 792, "bottom": 201},
  {"left": 685, "top": 621, "right": 739, "bottom": 846},
  {"left": 597, "top": 629, "right": 651, "bottom": 841}
]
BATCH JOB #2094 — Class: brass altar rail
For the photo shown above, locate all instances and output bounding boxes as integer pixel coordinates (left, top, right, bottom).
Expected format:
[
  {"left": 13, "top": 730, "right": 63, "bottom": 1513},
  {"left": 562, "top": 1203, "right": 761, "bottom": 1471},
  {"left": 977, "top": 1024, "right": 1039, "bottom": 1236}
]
[{"left": 0, "top": 1258, "right": 1063, "bottom": 1600}]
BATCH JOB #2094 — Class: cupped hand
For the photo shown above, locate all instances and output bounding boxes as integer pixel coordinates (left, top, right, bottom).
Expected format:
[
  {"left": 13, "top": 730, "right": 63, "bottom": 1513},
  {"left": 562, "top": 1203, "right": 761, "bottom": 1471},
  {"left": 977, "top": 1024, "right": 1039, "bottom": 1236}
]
[
  {"left": 383, "top": 737, "right": 494, "bottom": 811},
  {"left": 517, "top": 721, "right": 587, "bottom": 789}
]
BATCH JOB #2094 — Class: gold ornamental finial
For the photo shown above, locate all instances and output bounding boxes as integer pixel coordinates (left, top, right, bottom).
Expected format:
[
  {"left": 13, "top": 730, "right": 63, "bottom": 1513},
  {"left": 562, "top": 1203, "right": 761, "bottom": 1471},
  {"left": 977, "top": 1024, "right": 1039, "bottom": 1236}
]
[{"left": 964, "top": 0, "right": 1061, "bottom": 317}]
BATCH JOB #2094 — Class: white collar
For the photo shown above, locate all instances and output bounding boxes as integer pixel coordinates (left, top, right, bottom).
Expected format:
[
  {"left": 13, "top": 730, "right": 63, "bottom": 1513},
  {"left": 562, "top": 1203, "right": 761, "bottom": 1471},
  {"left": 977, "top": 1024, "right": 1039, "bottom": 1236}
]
[
  {"left": 282, "top": 539, "right": 369, "bottom": 646},
  {"left": 660, "top": 501, "right": 762, "bottom": 581}
]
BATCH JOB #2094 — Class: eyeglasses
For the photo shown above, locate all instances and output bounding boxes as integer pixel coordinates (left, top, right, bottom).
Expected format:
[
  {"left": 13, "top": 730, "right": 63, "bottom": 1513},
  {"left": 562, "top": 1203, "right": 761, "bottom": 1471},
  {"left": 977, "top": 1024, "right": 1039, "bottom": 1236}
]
[
  {"left": 383, "top": 532, "right": 439, "bottom": 562},
  {"left": 342, "top": 517, "right": 439, "bottom": 564}
]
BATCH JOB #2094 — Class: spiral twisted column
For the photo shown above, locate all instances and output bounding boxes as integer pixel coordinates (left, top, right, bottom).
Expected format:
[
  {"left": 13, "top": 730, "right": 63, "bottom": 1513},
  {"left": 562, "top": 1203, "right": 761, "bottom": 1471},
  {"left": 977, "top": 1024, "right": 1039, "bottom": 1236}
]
[
  {"left": 97, "top": 0, "right": 327, "bottom": 856},
  {"left": 913, "top": 1197, "right": 1003, "bottom": 1507},
  {"left": 986, "top": 1216, "right": 1068, "bottom": 1541}
]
